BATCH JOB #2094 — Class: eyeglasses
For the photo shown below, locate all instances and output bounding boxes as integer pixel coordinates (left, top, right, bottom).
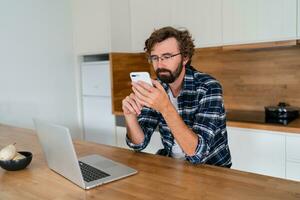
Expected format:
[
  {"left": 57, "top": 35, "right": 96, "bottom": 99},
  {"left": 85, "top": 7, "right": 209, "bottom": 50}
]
[{"left": 148, "top": 52, "right": 181, "bottom": 64}]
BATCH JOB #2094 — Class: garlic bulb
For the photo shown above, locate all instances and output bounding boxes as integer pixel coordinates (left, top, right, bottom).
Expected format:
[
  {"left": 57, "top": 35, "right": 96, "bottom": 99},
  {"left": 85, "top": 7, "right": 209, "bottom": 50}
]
[
  {"left": 12, "top": 152, "right": 26, "bottom": 161},
  {"left": 0, "top": 144, "right": 17, "bottom": 161}
]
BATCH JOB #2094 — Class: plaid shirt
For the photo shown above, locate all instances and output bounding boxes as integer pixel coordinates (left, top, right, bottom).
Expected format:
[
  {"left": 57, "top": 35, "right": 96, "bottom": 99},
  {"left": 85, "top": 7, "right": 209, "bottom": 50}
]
[{"left": 126, "top": 66, "right": 231, "bottom": 166}]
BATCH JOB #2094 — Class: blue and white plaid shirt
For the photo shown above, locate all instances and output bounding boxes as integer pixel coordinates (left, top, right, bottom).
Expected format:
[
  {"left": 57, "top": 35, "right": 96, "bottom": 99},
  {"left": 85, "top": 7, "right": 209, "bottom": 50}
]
[{"left": 126, "top": 66, "right": 232, "bottom": 166}]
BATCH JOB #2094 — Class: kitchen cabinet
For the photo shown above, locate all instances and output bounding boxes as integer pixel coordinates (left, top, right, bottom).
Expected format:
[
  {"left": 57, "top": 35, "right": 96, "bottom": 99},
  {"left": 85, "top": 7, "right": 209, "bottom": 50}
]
[
  {"left": 286, "top": 135, "right": 300, "bottom": 181},
  {"left": 130, "top": 0, "right": 222, "bottom": 51},
  {"left": 171, "top": 0, "right": 222, "bottom": 48},
  {"left": 298, "top": 0, "right": 300, "bottom": 38},
  {"left": 129, "top": 0, "right": 172, "bottom": 52},
  {"left": 71, "top": 0, "right": 299, "bottom": 54},
  {"left": 228, "top": 126, "right": 300, "bottom": 182},
  {"left": 110, "top": 0, "right": 132, "bottom": 52},
  {"left": 71, "top": 0, "right": 111, "bottom": 54},
  {"left": 227, "top": 127, "right": 286, "bottom": 178},
  {"left": 81, "top": 60, "right": 116, "bottom": 146},
  {"left": 286, "top": 162, "right": 300, "bottom": 181},
  {"left": 223, "top": 0, "right": 297, "bottom": 45},
  {"left": 116, "top": 126, "right": 164, "bottom": 154}
]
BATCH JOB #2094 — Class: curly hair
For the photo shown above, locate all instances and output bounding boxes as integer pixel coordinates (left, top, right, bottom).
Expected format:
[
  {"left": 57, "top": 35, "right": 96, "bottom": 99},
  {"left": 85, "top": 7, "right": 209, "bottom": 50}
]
[{"left": 144, "top": 26, "right": 195, "bottom": 65}]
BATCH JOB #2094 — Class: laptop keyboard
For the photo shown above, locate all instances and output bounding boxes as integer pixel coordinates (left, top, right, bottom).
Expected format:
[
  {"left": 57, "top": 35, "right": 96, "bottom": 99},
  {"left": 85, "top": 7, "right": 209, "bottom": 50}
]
[{"left": 79, "top": 161, "right": 110, "bottom": 182}]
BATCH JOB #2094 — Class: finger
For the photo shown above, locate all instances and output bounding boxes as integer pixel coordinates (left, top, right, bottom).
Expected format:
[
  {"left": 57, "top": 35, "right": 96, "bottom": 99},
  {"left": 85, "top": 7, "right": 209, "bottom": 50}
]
[
  {"left": 123, "top": 96, "right": 139, "bottom": 114},
  {"left": 132, "top": 87, "right": 152, "bottom": 105},
  {"left": 137, "top": 98, "right": 151, "bottom": 108},
  {"left": 152, "top": 80, "right": 165, "bottom": 91},
  {"left": 123, "top": 97, "right": 138, "bottom": 114},
  {"left": 123, "top": 101, "right": 136, "bottom": 114},
  {"left": 129, "top": 94, "right": 142, "bottom": 113},
  {"left": 135, "top": 95, "right": 147, "bottom": 107},
  {"left": 137, "top": 80, "right": 155, "bottom": 92},
  {"left": 132, "top": 81, "right": 152, "bottom": 96},
  {"left": 131, "top": 94, "right": 143, "bottom": 110}
]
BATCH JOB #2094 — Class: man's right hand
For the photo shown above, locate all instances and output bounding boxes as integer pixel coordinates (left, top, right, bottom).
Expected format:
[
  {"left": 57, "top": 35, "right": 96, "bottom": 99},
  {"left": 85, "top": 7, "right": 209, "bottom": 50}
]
[{"left": 122, "top": 93, "right": 142, "bottom": 116}]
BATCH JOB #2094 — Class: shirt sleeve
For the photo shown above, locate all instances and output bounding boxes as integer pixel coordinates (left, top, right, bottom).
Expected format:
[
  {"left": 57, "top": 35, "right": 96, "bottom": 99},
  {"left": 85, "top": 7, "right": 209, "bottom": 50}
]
[
  {"left": 126, "top": 106, "right": 159, "bottom": 151},
  {"left": 186, "top": 81, "right": 225, "bottom": 164}
]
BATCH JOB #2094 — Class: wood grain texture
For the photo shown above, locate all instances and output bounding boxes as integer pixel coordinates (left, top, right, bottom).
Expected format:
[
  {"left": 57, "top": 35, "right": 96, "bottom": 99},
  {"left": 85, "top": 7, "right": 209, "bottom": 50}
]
[
  {"left": 1, "top": 124, "right": 300, "bottom": 200},
  {"left": 111, "top": 46, "right": 300, "bottom": 114},
  {"left": 110, "top": 53, "right": 151, "bottom": 114},
  {"left": 222, "top": 40, "right": 297, "bottom": 51},
  {"left": 192, "top": 46, "right": 300, "bottom": 111}
]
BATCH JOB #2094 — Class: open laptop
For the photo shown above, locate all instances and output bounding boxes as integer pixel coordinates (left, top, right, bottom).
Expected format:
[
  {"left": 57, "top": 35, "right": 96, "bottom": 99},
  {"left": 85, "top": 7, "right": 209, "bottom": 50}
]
[{"left": 33, "top": 119, "right": 137, "bottom": 190}]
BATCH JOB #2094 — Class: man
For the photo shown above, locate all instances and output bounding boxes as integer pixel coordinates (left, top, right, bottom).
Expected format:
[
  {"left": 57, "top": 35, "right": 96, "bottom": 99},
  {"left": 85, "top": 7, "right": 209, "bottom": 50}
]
[{"left": 122, "top": 26, "right": 231, "bottom": 167}]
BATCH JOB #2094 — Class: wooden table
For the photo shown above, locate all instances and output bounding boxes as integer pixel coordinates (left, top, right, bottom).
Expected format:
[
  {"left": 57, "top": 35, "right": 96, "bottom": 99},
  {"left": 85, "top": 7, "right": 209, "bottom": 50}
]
[{"left": 1, "top": 124, "right": 300, "bottom": 200}]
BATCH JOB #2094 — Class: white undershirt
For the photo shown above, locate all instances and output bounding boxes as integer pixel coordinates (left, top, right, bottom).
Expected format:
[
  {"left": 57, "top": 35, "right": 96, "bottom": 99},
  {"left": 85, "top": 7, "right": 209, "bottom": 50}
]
[{"left": 167, "top": 89, "right": 185, "bottom": 160}]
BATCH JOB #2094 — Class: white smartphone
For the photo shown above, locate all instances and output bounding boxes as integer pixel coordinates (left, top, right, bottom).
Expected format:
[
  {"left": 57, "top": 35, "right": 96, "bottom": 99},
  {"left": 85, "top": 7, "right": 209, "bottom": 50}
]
[{"left": 130, "top": 72, "right": 153, "bottom": 86}]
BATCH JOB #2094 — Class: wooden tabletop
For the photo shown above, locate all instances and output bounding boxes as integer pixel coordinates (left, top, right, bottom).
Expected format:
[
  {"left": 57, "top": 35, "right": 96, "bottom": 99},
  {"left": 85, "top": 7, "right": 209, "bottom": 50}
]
[{"left": 1, "top": 124, "right": 300, "bottom": 200}]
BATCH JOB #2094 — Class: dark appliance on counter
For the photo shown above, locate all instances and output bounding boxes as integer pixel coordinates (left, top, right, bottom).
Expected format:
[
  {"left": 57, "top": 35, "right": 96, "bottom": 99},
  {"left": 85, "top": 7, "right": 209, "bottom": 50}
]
[{"left": 265, "top": 102, "right": 299, "bottom": 125}]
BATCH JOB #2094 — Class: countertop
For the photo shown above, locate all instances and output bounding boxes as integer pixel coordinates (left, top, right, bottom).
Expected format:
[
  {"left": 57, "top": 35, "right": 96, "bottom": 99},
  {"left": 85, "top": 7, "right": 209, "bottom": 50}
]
[
  {"left": 116, "top": 110, "right": 300, "bottom": 135},
  {"left": 226, "top": 110, "right": 300, "bottom": 135},
  {"left": 1, "top": 124, "right": 300, "bottom": 200}
]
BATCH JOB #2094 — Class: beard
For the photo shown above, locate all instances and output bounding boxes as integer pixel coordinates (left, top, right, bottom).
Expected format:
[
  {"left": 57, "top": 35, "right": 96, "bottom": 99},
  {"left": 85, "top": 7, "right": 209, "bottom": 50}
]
[{"left": 155, "top": 61, "right": 184, "bottom": 84}]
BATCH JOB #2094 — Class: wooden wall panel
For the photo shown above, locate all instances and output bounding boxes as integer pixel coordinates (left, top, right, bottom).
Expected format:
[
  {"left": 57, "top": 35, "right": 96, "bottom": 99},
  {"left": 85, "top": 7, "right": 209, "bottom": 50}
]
[
  {"left": 110, "top": 46, "right": 300, "bottom": 114},
  {"left": 110, "top": 53, "right": 151, "bottom": 115},
  {"left": 192, "top": 46, "right": 300, "bottom": 111}
]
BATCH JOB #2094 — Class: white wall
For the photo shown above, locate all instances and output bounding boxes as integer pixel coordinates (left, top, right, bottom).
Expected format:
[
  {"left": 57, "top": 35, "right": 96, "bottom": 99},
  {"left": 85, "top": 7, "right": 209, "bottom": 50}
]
[{"left": 0, "top": 0, "right": 81, "bottom": 138}]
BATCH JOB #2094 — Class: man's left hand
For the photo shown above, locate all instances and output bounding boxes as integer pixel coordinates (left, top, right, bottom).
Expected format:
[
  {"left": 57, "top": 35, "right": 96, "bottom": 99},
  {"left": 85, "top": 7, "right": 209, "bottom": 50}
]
[{"left": 131, "top": 80, "right": 170, "bottom": 114}]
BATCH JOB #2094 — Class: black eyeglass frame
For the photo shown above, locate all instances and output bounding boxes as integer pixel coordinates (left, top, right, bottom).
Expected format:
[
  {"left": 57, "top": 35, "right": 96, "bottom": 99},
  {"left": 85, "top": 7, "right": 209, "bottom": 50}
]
[{"left": 148, "top": 52, "right": 181, "bottom": 64}]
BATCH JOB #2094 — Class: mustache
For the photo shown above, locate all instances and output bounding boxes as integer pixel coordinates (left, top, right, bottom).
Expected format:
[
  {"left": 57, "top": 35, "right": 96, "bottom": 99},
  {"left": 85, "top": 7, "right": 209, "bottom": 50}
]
[{"left": 156, "top": 68, "right": 172, "bottom": 74}]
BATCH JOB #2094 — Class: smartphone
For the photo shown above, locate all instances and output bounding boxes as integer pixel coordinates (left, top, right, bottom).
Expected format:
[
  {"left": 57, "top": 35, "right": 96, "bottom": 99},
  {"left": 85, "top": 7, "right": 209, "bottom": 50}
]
[{"left": 130, "top": 72, "right": 153, "bottom": 86}]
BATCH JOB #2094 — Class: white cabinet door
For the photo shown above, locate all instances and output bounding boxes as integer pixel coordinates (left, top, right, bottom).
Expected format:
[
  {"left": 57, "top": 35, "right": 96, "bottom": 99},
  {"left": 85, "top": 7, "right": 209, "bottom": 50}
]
[
  {"left": 110, "top": 0, "right": 132, "bottom": 52},
  {"left": 286, "top": 162, "right": 300, "bottom": 182},
  {"left": 298, "top": 0, "right": 300, "bottom": 38},
  {"left": 116, "top": 126, "right": 129, "bottom": 149},
  {"left": 83, "top": 97, "right": 116, "bottom": 146},
  {"left": 71, "top": 0, "right": 111, "bottom": 54},
  {"left": 144, "top": 131, "right": 164, "bottom": 154},
  {"left": 256, "top": 0, "right": 297, "bottom": 41},
  {"left": 286, "top": 135, "right": 300, "bottom": 163},
  {"left": 223, "top": 0, "right": 257, "bottom": 44},
  {"left": 171, "top": 0, "right": 222, "bottom": 47},
  {"left": 116, "top": 126, "right": 164, "bottom": 154},
  {"left": 223, "top": 0, "right": 297, "bottom": 45},
  {"left": 129, "top": 0, "right": 172, "bottom": 52},
  {"left": 227, "top": 127, "right": 286, "bottom": 178},
  {"left": 286, "top": 135, "right": 300, "bottom": 181},
  {"left": 81, "top": 61, "right": 111, "bottom": 97}
]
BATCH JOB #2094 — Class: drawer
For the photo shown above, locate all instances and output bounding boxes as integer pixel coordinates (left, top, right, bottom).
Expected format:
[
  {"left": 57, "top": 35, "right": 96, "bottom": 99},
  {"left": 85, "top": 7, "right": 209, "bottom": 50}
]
[
  {"left": 286, "top": 135, "right": 300, "bottom": 162},
  {"left": 286, "top": 162, "right": 300, "bottom": 182}
]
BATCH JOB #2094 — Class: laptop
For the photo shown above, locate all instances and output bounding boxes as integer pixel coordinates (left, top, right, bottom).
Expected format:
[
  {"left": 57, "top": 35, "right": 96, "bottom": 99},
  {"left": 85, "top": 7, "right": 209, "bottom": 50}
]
[{"left": 33, "top": 119, "right": 137, "bottom": 190}]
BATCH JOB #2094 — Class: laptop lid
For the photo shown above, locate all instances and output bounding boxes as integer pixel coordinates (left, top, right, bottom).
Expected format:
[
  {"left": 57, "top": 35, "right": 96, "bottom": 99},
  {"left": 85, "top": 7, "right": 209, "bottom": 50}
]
[
  {"left": 33, "top": 119, "right": 137, "bottom": 190},
  {"left": 34, "top": 119, "right": 85, "bottom": 188}
]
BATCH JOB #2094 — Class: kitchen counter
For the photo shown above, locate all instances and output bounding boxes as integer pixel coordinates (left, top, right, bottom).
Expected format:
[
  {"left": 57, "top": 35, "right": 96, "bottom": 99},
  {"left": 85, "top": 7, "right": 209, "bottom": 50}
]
[
  {"left": 226, "top": 110, "right": 300, "bottom": 135},
  {"left": 1, "top": 124, "right": 300, "bottom": 200},
  {"left": 116, "top": 110, "right": 300, "bottom": 135}
]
